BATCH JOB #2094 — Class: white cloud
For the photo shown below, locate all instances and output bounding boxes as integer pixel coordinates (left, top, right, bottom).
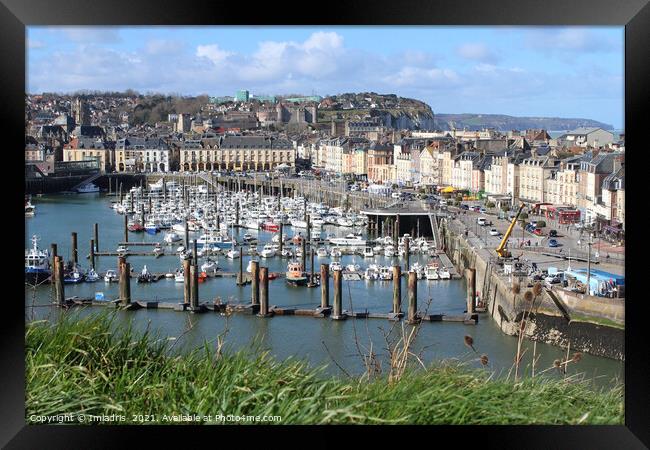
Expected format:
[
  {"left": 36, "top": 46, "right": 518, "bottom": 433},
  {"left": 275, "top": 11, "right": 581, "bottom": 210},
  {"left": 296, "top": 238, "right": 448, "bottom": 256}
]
[
  {"left": 27, "top": 39, "right": 45, "bottom": 49},
  {"left": 196, "top": 44, "right": 233, "bottom": 64},
  {"left": 525, "top": 28, "right": 619, "bottom": 53},
  {"left": 457, "top": 43, "right": 499, "bottom": 63},
  {"left": 61, "top": 27, "right": 121, "bottom": 43}
]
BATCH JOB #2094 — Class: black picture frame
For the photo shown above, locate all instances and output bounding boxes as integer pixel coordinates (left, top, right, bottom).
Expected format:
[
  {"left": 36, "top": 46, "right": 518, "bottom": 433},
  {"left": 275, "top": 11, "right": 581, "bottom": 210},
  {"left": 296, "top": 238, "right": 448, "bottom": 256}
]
[{"left": 3, "top": 0, "right": 648, "bottom": 447}]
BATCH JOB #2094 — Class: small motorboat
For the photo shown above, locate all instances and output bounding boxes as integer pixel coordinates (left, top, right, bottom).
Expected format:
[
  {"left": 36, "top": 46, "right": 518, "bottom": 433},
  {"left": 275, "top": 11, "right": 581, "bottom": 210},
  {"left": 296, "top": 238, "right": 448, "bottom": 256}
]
[
  {"left": 316, "top": 247, "right": 328, "bottom": 257},
  {"left": 116, "top": 245, "right": 129, "bottom": 254},
  {"left": 176, "top": 245, "right": 185, "bottom": 253},
  {"left": 384, "top": 245, "right": 395, "bottom": 257},
  {"left": 378, "top": 266, "right": 393, "bottom": 281},
  {"left": 137, "top": 265, "right": 155, "bottom": 283},
  {"left": 330, "top": 261, "right": 342, "bottom": 272},
  {"left": 198, "top": 272, "right": 208, "bottom": 283},
  {"left": 64, "top": 269, "right": 85, "bottom": 284},
  {"left": 164, "top": 232, "right": 182, "bottom": 243},
  {"left": 243, "top": 233, "right": 254, "bottom": 241},
  {"left": 174, "top": 269, "right": 184, "bottom": 283},
  {"left": 226, "top": 248, "right": 239, "bottom": 259},
  {"left": 363, "top": 247, "right": 374, "bottom": 258},
  {"left": 104, "top": 269, "right": 118, "bottom": 283},
  {"left": 280, "top": 248, "right": 293, "bottom": 258},
  {"left": 128, "top": 221, "right": 144, "bottom": 232},
  {"left": 153, "top": 245, "right": 164, "bottom": 257},
  {"left": 438, "top": 267, "right": 451, "bottom": 280},
  {"left": 261, "top": 222, "right": 280, "bottom": 232},
  {"left": 345, "top": 264, "right": 360, "bottom": 273},
  {"left": 330, "top": 247, "right": 342, "bottom": 258},
  {"left": 200, "top": 259, "right": 218, "bottom": 274},
  {"left": 85, "top": 268, "right": 100, "bottom": 282},
  {"left": 425, "top": 263, "right": 439, "bottom": 280},
  {"left": 144, "top": 221, "right": 159, "bottom": 235}
]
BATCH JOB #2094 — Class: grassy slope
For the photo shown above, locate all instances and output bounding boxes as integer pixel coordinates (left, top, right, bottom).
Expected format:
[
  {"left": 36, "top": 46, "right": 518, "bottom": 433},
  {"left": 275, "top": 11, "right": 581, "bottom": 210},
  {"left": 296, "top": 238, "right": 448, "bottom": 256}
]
[{"left": 26, "top": 313, "right": 623, "bottom": 425}]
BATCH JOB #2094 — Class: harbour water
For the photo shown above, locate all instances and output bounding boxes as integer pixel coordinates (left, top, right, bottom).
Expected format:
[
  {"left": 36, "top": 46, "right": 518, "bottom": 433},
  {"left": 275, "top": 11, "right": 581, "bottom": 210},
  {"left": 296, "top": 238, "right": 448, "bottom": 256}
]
[{"left": 25, "top": 193, "right": 623, "bottom": 387}]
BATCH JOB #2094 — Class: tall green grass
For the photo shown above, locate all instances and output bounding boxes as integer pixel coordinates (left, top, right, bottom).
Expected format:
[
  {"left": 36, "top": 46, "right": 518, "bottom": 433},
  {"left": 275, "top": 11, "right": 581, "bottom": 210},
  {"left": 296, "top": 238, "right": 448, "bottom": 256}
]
[{"left": 26, "top": 312, "right": 624, "bottom": 425}]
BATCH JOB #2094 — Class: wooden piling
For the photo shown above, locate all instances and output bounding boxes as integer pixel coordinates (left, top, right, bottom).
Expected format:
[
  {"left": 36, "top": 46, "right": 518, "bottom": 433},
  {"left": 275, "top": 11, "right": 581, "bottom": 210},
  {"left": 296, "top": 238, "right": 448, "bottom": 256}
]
[
  {"left": 320, "top": 264, "right": 330, "bottom": 308},
  {"left": 93, "top": 223, "right": 99, "bottom": 251},
  {"left": 190, "top": 264, "right": 199, "bottom": 309},
  {"left": 124, "top": 214, "right": 128, "bottom": 243},
  {"left": 54, "top": 256, "right": 65, "bottom": 306},
  {"left": 258, "top": 267, "right": 270, "bottom": 316},
  {"left": 251, "top": 260, "right": 260, "bottom": 305},
  {"left": 308, "top": 248, "right": 316, "bottom": 287},
  {"left": 279, "top": 223, "right": 284, "bottom": 253},
  {"left": 71, "top": 232, "right": 78, "bottom": 265},
  {"left": 332, "top": 269, "right": 345, "bottom": 320},
  {"left": 237, "top": 247, "right": 244, "bottom": 285},
  {"left": 392, "top": 265, "right": 402, "bottom": 315},
  {"left": 301, "top": 236, "right": 306, "bottom": 271},
  {"left": 184, "top": 218, "right": 189, "bottom": 248},
  {"left": 89, "top": 239, "right": 95, "bottom": 269},
  {"left": 405, "top": 237, "right": 410, "bottom": 272},
  {"left": 183, "top": 258, "right": 191, "bottom": 304},
  {"left": 50, "top": 243, "right": 58, "bottom": 297},
  {"left": 465, "top": 268, "right": 476, "bottom": 314},
  {"left": 119, "top": 262, "right": 131, "bottom": 306},
  {"left": 408, "top": 270, "right": 418, "bottom": 323}
]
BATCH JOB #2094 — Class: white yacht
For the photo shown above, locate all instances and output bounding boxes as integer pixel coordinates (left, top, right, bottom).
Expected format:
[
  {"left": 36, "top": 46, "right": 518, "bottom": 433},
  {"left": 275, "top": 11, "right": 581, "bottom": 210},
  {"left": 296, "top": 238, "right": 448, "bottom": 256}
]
[
  {"left": 76, "top": 183, "right": 100, "bottom": 193},
  {"left": 316, "top": 247, "right": 328, "bottom": 257},
  {"left": 379, "top": 266, "right": 393, "bottom": 281},
  {"left": 384, "top": 245, "right": 395, "bottom": 257},
  {"left": 329, "top": 236, "right": 366, "bottom": 246},
  {"left": 425, "top": 263, "right": 439, "bottom": 280},
  {"left": 260, "top": 244, "right": 276, "bottom": 258},
  {"left": 226, "top": 248, "right": 239, "bottom": 259},
  {"left": 363, "top": 247, "right": 374, "bottom": 258},
  {"left": 200, "top": 259, "right": 218, "bottom": 274},
  {"left": 330, "top": 261, "right": 342, "bottom": 272},
  {"left": 439, "top": 267, "right": 451, "bottom": 280},
  {"left": 164, "top": 232, "right": 182, "bottom": 243}
]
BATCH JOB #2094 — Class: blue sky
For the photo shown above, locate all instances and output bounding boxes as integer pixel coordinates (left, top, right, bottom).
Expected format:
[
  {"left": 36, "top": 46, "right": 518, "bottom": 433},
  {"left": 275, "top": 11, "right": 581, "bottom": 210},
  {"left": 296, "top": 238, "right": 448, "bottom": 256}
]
[{"left": 27, "top": 26, "right": 624, "bottom": 128}]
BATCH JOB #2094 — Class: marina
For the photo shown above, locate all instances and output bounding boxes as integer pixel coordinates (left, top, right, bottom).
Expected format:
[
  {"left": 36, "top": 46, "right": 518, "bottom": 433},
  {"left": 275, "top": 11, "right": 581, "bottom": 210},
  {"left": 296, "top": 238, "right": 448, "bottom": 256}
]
[{"left": 24, "top": 185, "right": 623, "bottom": 383}]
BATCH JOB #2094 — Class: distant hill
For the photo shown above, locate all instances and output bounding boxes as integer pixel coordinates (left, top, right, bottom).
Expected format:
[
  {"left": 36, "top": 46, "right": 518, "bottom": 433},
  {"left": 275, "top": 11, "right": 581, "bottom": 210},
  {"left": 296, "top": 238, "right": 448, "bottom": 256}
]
[{"left": 434, "top": 114, "right": 613, "bottom": 132}]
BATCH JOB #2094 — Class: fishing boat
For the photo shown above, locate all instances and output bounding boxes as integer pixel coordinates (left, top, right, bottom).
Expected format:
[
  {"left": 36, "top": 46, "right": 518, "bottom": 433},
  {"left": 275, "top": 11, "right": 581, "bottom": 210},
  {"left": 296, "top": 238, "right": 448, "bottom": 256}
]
[
  {"left": 316, "top": 247, "right": 328, "bottom": 257},
  {"left": 378, "top": 266, "right": 393, "bottom": 281},
  {"left": 76, "top": 182, "right": 100, "bottom": 193},
  {"left": 137, "top": 265, "right": 155, "bottom": 283},
  {"left": 25, "top": 235, "right": 50, "bottom": 284},
  {"left": 363, "top": 247, "right": 374, "bottom": 258},
  {"left": 330, "top": 260, "right": 342, "bottom": 272},
  {"left": 384, "top": 245, "right": 395, "bottom": 257},
  {"left": 285, "top": 261, "right": 308, "bottom": 286},
  {"left": 280, "top": 248, "right": 293, "bottom": 258},
  {"left": 438, "top": 267, "right": 451, "bottom": 280},
  {"left": 85, "top": 268, "right": 100, "bottom": 282},
  {"left": 364, "top": 264, "right": 380, "bottom": 280},
  {"left": 260, "top": 244, "right": 276, "bottom": 258},
  {"left": 104, "top": 269, "right": 118, "bottom": 283}
]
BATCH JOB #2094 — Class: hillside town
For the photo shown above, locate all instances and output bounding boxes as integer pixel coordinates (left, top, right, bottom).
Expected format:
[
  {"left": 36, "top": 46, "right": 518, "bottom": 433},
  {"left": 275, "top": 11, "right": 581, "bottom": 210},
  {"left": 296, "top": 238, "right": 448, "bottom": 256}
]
[{"left": 25, "top": 91, "right": 624, "bottom": 238}]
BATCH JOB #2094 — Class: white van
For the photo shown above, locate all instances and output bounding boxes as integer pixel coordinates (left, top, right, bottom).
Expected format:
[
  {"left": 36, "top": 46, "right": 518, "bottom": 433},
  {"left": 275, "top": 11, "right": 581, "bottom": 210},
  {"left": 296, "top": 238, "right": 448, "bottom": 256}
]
[{"left": 477, "top": 217, "right": 487, "bottom": 226}]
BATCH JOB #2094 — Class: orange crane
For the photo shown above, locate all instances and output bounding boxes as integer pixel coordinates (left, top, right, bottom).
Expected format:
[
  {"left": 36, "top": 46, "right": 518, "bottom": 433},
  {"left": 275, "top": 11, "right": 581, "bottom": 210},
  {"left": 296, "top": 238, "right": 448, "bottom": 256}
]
[{"left": 495, "top": 203, "right": 526, "bottom": 258}]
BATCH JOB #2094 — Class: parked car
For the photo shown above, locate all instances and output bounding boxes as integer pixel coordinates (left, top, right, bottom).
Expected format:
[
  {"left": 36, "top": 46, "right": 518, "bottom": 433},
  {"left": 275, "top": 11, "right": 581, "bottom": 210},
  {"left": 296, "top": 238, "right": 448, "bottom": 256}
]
[
  {"left": 477, "top": 217, "right": 487, "bottom": 226},
  {"left": 479, "top": 207, "right": 487, "bottom": 213},
  {"left": 489, "top": 228, "right": 500, "bottom": 236},
  {"left": 533, "top": 229, "right": 543, "bottom": 236},
  {"left": 460, "top": 204, "right": 469, "bottom": 210},
  {"left": 548, "top": 239, "right": 559, "bottom": 247},
  {"left": 549, "top": 229, "right": 558, "bottom": 237},
  {"left": 544, "top": 272, "right": 564, "bottom": 286},
  {"left": 530, "top": 220, "right": 538, "bottom": 228}
]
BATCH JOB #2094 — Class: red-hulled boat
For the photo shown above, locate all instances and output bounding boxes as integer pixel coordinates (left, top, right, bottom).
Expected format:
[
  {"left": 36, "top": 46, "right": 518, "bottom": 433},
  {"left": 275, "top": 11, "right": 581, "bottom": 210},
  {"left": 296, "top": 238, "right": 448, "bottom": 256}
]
[
  {"left": 261, "top": 222, "right": 280, "bottom": 232},
  {"left": 128, "top": 221, "right": 145, "bottom": 232}
]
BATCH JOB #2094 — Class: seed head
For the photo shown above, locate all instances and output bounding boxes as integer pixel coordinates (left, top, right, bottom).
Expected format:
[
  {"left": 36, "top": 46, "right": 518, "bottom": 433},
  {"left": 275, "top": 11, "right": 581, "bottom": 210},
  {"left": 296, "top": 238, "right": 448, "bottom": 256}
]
[
  {"left": 533, "top": 283, "right": 543, "bottom": 296},
  {"left": 480, "top": 354, "right": 489, "bottom": 366},
  {"left": 524, "top": 291, "right": 534, "bottom": 302},
  {"left": 464, "top": 335, "right": 474, "bottom": 348},
  {"left": 553, "top": 359, "right": 561, "bottom": 368},
  {"left": 572, "top": 352, "right": 582, "bottom": 363},
  {"left": 512, "top": 283, "right": 521, "bottom": 294}
]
